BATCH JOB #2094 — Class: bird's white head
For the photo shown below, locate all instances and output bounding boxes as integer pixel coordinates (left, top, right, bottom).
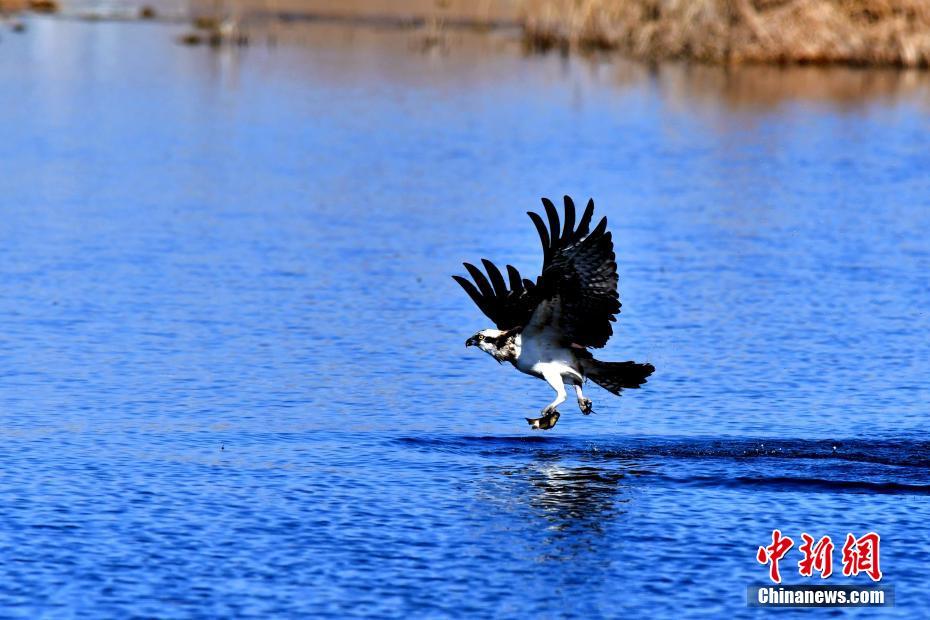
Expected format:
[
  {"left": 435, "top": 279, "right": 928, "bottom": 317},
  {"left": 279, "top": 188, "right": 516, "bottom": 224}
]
[{"left": 465, "top": 328, "right": 505, "bottom": 357}]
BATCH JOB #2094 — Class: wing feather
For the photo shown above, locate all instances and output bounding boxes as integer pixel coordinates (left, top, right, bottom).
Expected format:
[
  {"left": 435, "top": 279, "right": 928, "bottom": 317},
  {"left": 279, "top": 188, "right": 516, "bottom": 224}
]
[
  {"left": 463, "top": 262, "right": 494, "bottom": 299},
  {"left": 543, "top": 198, "right": 560, "bottom": 251},
  {"left": 482, "top": 259, "right": 508, "bottom": 297},
  {"left": 453, "top": 195, "right": 622, "bottom": 344},
  {"left": 576, "top": 199, "right": 594, "bottom": 240},
  {"left": 527, "top": 211, "right": 550, "bottom": 259},
  {"left": 561, "top": 196, "right": 575, "bottom": 242},
  {"left": 453, "top": 260, "right": 537, "bottom": 330},
  {"left": 527, "top": 197, "right": 621, "bottom": 349},
  {"left": 452, "top": 275, "right": 485, "bottom": 311},
  {"left": 506, "top": 265, "right": 523, "bottom": 293}
]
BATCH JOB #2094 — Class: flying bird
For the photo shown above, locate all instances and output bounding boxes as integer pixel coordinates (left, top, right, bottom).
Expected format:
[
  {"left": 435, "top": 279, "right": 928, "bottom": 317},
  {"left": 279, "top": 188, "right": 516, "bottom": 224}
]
[{"left": 453, "top": 196, "right": 654, "bottom": 430}]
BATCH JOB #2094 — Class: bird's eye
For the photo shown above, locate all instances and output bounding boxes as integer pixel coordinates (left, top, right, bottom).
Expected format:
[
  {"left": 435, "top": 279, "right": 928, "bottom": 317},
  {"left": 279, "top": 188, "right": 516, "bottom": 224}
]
[{"left": 477, "top": 335, "right": 484, "bottom": 341}]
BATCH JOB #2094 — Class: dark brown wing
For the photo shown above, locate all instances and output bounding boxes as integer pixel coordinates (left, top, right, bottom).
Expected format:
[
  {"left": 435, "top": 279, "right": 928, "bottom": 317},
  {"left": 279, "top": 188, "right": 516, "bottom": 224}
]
[
  {"left": 453, "top": 195, "right": 620, "bottom": 341},
  {"left": 529, "top": 196, "right": 621, "bottom": 348},
  {"left": 527, "top": 195, "right": 595, "bottom": 272},
  {"left": 452, "top": 259, "right": 539, "bottom": 330}
]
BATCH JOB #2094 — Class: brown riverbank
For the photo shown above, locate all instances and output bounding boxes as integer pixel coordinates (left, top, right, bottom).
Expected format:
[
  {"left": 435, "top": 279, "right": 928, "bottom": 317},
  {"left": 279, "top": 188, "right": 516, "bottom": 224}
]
[
  {"left": 521, "top": 0, "right": 930, "bottom": 67},
  {"left": 6, "top": 0, "right": 930, "bottom": 68},
  {"left": 0, "top": 0, "right": 26, "bottom": 12},
  {"left": 207, "top": 0, "right": 930, "bottom": 67}
]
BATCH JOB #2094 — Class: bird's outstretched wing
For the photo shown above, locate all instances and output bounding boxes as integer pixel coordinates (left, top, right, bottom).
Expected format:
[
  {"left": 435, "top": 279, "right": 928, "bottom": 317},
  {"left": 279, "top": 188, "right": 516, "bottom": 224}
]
[
  {"left": 529, "top": 196, "right": 621, "bottom": 349},
  {"left": 452, "top": 259, "right": 538, "bottom": 330},
  {"left": 453, "top": 196, "right": 620, "bottom": 345}
]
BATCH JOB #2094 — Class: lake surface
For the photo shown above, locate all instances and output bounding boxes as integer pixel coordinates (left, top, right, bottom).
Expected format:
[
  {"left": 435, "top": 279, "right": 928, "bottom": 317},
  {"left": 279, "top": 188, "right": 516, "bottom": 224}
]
[{"left": 1, "top": 16, "right": 929, "bottom": 619}]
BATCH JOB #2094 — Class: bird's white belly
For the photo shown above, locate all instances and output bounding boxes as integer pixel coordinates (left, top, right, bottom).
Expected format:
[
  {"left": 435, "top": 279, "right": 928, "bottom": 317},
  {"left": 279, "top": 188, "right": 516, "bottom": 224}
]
[{"left": 514, "top": 331, "right": 582, "bottom": 383}]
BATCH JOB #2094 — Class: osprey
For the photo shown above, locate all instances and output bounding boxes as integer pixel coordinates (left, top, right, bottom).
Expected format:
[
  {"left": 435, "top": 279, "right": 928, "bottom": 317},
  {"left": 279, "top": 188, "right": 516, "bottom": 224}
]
[{"left": 454, "top": 196, "right": 654, "bottom": 430}]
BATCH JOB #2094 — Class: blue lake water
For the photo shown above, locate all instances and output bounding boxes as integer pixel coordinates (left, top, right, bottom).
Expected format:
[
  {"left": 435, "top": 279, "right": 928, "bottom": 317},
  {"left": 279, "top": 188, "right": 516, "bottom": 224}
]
[{"left": 1, "top": 16, "right": 929, "bottom": 618}]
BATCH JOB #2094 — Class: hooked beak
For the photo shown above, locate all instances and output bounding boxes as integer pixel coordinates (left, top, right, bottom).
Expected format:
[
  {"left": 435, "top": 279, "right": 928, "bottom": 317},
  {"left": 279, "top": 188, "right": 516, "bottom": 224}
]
[{"left": 465, "top": 336, "right": 478, "bottom": 348}]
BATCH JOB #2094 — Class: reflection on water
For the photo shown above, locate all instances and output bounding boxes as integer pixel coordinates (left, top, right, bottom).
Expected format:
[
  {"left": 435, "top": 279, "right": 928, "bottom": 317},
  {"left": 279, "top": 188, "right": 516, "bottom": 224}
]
[
  {"left": 477, "top": 461, "right": 633, "bottom": 574},
  {"left": 524, "top": 465, "right": 627, "bottom": 530},
  {"left": 611, "top": 61, "right": 930, "bottom": 110},
  {"left": 175, "top": 21, "right": 930, "bottom": 110},
  {"left": 519, "top": 464, "right": 623, "bottom": 529},
  {"left": 521, "top": 464, "right": 629, "bottom": 566},
  {"left": 198, "top": 27, "right": 930, "bottom": 111}
]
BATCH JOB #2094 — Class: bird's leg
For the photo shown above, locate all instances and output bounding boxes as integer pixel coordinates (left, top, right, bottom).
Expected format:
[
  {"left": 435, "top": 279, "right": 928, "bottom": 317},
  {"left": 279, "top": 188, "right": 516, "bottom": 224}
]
[
  {"left": 526, "top": 369, "right": 565, "bottom": 430},
  {"left": 540, "top": 370, "right": 567, "bottom": 415},
  {"left": 574, "top": 383, "right": 593, "bottom": 414}
]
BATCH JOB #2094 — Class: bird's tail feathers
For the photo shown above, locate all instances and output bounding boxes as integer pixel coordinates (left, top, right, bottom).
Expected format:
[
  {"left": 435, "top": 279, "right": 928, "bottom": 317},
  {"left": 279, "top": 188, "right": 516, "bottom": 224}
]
[{"left": 583, "top": 359, "right": 654, "bottom": 395}]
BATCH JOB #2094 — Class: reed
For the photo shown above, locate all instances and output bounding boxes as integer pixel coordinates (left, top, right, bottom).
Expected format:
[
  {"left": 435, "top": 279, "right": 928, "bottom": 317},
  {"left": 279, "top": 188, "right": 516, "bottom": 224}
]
[
  {"left": 27, "top": 0, "right": 58, "bottom": 12},
  {"left": 520, "top": 0, "right": 930, "bottom": 67}
]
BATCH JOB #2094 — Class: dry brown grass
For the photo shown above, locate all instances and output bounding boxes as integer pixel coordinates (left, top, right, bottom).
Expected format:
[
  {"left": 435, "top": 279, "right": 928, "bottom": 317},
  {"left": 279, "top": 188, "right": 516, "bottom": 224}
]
[
  {"left": 0, "top": 0, "right": 27, "bottom": 12},
  {"left": 521, "top": 0, "right": 930, "bottom": 67},
  {"left": 0, "top": 0, "right": 58, "bottom": 12},
  {"left": 27, "top": 0, "right": 58, "bottom": 12}
]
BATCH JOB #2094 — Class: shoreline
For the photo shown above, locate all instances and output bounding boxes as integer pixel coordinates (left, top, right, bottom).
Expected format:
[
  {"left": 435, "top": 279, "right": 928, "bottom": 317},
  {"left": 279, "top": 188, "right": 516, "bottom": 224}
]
[
  {"left": 522, "top": 0, "right": 930, "bottom": 68},
  {"left": 4, "top": 0, "right": 930, "bottom": 68}
]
